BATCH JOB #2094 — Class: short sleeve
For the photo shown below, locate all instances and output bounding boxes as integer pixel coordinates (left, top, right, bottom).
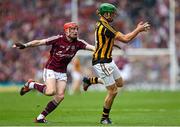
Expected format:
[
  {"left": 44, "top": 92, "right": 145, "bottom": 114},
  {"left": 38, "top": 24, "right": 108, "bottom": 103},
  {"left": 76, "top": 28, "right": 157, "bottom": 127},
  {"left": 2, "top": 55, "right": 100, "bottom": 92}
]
[
  {"left": 101, "top": 22, "right": 117, "bottom": 37},
  {"left": 77, "top": 39, "right": 87, "bottom": 50},
  {"left": 45, "top": 35, "right": 60, "bottom": 45}
]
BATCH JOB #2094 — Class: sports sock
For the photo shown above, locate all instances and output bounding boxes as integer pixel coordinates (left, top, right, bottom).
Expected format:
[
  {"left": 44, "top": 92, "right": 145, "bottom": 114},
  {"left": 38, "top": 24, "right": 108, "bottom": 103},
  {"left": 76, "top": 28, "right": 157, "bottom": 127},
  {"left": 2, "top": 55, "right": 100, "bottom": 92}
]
[
  {"left": 29, "top": 82, "right": 35, "bottom": 89},
  {"left": 41, "top": 100, "right": 59, "bottom": 117},
  {"left": 34, "top": 83, "right": 46, "bottom": 93},
  {"left": 89, "top": 77, "right": 98, "bottom": 84},
  {"left": 102, "top": 107, "right": 111, "bottom": 118}
]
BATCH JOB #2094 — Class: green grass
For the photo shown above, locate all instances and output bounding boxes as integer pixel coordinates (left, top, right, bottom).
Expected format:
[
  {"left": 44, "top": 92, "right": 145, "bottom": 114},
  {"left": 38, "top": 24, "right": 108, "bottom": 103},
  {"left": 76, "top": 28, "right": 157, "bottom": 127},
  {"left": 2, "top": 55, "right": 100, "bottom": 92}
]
[{"left": 0, "top": 90, "right": 180, "bottom": 126}]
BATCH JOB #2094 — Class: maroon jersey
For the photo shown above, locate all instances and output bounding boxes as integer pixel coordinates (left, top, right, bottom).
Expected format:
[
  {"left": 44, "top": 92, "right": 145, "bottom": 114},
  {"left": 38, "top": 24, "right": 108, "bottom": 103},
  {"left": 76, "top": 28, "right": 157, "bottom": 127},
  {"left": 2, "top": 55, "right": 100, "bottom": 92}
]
[{"left": 44, "top": 34, "right": 86, "bottom": 73}]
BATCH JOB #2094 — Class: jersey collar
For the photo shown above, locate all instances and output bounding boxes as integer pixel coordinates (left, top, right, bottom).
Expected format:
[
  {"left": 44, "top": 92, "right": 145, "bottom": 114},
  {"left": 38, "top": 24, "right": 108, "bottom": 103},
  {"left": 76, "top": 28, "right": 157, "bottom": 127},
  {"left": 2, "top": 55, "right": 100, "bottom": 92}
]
[
  {"left": 63, "top": 34, "right": 69, "bottom": 43},
  {"left": 63, "top": 34, "right": 77, "bottom": 43}
]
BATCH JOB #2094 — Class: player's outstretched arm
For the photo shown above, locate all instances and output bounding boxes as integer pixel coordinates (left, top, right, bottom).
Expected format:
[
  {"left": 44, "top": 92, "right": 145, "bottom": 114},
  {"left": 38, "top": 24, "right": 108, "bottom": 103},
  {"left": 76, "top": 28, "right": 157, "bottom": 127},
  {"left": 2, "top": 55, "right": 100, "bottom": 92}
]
[
  {"left": 115, "top": 21, "right": 150, "bottom": 43},
  {"left": 79, "top": 39, "right": 95, "bottom": 52},
  {"left": 13, "top": 39, "right": 47, "bottom": 49},
  {"left": 85, "top": 44, "right": 95, "bottom": 52}
]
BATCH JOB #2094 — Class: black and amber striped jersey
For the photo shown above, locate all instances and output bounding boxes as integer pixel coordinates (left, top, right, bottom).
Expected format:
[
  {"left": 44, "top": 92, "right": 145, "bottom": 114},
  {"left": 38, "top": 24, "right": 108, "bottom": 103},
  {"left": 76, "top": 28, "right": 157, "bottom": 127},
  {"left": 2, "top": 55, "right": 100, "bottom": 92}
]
[{"left": 92, "top": 18, "right": 117, "bottom": 65}]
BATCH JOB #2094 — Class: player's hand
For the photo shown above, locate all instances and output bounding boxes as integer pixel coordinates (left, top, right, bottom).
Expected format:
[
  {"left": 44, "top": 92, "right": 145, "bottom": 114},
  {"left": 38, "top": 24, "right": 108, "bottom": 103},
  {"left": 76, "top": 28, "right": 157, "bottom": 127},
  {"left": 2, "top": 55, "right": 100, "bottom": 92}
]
[
  {"left": 13, "top": 42, "right": 26, "bottom": 49},
  {"left": 136, "top": 22, "right": 151, "bottom": 32}
]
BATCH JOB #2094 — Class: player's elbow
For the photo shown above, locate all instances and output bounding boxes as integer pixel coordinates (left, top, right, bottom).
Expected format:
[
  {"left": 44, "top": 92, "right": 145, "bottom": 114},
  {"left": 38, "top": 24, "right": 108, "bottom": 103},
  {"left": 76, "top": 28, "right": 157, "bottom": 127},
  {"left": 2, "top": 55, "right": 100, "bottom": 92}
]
[
  {"left": 116, "top": 35, "right": 131, "bottom": 43},
  {"left": 122, "top": 36, "right": 133, "bottom": 42},
  {"left": 118, "top": 37, "right": 131, "bottom": 43},
  {"left": 122, "top": 39, "right": 130, "bottom": 43}
]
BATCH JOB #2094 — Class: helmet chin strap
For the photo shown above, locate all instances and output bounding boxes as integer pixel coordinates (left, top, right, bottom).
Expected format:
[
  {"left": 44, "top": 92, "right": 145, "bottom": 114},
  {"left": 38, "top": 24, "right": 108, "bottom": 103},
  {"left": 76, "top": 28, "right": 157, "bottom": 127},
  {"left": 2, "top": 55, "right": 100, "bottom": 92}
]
[{"left": 102, "top": 13, "right": 113, "bottom": 22}]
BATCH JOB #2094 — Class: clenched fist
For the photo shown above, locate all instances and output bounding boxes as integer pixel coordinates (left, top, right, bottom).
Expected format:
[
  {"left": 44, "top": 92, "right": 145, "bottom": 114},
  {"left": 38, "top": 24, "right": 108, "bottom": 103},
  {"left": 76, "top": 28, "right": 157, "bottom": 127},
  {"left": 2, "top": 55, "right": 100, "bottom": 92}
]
[{"left": 13, "top": 43, "right": 26, "bottom": 49}]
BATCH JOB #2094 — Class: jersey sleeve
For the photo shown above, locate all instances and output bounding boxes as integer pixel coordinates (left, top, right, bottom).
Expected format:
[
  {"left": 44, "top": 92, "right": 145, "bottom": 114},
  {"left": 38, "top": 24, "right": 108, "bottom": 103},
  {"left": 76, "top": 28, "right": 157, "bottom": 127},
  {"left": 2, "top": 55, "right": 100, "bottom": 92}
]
[
  {"left": 45, "top": 35, "right": 60, "bottom": 45},
  {"left": 77, "top": 39, "right": 87, "bottom": 50},
  {"left": 115, "top": 31, "right": 123, "bottom": 39}
]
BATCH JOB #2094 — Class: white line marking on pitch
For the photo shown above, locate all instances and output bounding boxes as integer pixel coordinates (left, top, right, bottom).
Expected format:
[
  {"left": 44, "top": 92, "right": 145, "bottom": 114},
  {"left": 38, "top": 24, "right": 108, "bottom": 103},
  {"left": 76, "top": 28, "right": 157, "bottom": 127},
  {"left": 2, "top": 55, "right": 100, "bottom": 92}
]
[{"left": 61, "top": 108, "right": 180, "bottom": 112}]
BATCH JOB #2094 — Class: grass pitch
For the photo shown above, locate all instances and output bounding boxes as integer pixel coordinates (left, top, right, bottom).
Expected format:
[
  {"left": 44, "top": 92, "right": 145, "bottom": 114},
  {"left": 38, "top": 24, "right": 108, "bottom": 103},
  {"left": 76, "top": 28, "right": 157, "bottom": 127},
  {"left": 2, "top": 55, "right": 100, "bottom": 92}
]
[{"left": 0, "top": 89, "right": 180, "bottom": 126}]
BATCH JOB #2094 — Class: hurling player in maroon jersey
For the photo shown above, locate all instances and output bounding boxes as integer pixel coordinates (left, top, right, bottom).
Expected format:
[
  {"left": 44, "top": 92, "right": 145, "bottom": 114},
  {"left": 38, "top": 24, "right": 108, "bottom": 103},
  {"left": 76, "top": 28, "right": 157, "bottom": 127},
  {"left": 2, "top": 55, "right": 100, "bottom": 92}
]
[{"left": 13, "top": 22, "right": 95, "bottom": 123}]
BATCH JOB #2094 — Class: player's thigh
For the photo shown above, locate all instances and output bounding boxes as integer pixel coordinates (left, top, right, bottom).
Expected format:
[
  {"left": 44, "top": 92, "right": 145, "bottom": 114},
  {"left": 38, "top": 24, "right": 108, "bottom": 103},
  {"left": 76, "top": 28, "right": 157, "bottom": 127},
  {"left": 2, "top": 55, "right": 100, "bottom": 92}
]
[
  {"left": 102, "top": 74, "right": 116, "bottom": 87},
  {"left": 93, "top": 63, "right": 113, "bottom": 79},
  {"left": 56, "top": 80, "right": 67, "bottom": 94},
  {"left": 45, "top": 78, "right": 56, "bottom": 93},
  {"left": 112, "top": 61, "right": 122, "bottom": 80},
  {"left": 115, "top": 77, "right": 123, "bottom": 87},
  {"left": 54, "top": 72, "right": 67, "bottom": 95},
  {"left": 112, "top": 61, "right": 123, "bottom": 87},
  {"left": 93, "top": 63, "right": 116, "bottom": 87},
  {"left": 93, "top": 61, "right": 122, "bottom": 88},
  {"left": 53, "top": 80, "right": 67, "bottom": 102},
  {"left": 43, "top": 69, "right": 56, "bottom": 92}
]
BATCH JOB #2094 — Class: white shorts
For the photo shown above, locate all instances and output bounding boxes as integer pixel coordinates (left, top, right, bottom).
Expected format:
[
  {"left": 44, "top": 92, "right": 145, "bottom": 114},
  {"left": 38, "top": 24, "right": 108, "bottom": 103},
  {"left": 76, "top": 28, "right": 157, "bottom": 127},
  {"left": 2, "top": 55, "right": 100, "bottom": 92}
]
[
  {"left": 93, "top": 60, "right": 122, "bottom": 87},
  {"left": 43, "top": 68, "right": 67, "bottom": 82}
]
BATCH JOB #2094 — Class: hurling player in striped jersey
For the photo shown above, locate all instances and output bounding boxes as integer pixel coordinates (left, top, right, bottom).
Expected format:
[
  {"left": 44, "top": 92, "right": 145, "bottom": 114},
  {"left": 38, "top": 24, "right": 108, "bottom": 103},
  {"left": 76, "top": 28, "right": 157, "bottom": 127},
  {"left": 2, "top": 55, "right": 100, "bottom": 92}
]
[{"left": 82, "top": 3, "right": 150, "bottom": 124}]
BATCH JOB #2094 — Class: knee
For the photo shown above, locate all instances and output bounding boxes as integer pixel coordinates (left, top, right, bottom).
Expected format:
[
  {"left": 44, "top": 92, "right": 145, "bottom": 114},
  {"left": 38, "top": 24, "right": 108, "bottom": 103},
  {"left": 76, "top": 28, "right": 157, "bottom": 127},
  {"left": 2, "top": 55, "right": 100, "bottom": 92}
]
[
  {"left": 106, "top": 84, "right": 118, "bottom": 95},
  {"left": 55, "top": 93, "right": 65, "bottom": 102},
  {"left": 45, "top": 89, "right": 56, "bottom": 96},
  {"left": 116, "top": 78, "right": 124, "bottom": 87}
]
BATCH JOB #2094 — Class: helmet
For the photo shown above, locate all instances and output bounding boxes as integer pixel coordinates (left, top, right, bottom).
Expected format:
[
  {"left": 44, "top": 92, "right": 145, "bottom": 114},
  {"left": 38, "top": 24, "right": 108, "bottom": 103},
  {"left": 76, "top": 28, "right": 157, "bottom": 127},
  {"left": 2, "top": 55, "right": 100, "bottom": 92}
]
[
  {"left": 98, "top": 3, "right": 117, "bottom": 15},
  {"left": 64, "top": 22, "right": 78, "bottom": 31}
]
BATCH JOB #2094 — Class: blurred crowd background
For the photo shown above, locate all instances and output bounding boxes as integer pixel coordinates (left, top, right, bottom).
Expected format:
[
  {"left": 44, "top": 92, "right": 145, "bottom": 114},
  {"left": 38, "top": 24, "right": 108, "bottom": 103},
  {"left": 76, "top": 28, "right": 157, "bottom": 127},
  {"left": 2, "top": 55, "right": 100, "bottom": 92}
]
[{"left": 0, "top": 0, "right": 179, "bottom": 86}]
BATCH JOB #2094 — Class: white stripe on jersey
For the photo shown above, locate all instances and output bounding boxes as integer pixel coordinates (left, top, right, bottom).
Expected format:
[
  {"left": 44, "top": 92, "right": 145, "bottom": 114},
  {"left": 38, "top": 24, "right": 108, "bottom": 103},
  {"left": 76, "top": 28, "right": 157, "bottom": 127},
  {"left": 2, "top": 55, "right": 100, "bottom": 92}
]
[
  {"left": 77, "top": 38, "right": 88, "bottom": 45},
  {"left": 45, "top": 35, "right": 62, "bottom": 43},
  {"left": 94, "top": 30, "right": 97, "bottom": 47}
]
